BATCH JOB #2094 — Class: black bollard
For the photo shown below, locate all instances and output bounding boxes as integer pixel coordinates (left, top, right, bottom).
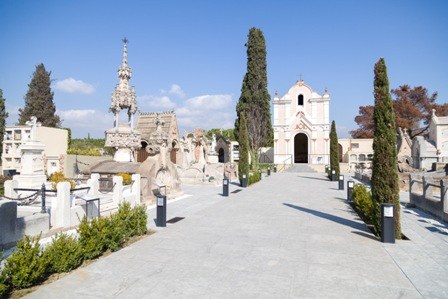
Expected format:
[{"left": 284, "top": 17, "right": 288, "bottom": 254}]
[
  {"left": 223, "top": 178, "right": 229, "bottom": 196},
  {"left": 259, "top": 169, "right": 262, "bottom": 180},
  {"left": 41, "top": 183, "right": 46, "bottom": 213},
  {"left": 156, "top": 194, "right": 167, "bottom": 227},
  {"left": 274, "top": 165, "right": 277, "bottom": 173},
  {"left": 331, "top": 170, "right": 336, "bottom": 181},
  {"left": 241, "top": 174, "right": 248, "bottom": 188},
  {"left": 267, "top": 167, "right": 271, "bottom": 176},
  {"left": 338, "top": 175, "right": 344, "bottom": 190},
  {"left": 347, "top": 180, "right": 354, "bottom": 202},
  {"left": 381, "top": 203, "right": 395, "bottom": 243}
]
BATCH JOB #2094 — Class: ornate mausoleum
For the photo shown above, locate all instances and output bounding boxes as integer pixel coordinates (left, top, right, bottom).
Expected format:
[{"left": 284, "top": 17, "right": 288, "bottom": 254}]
[{"left": 273, "top": 80, "right": 330, "bottom": 165}]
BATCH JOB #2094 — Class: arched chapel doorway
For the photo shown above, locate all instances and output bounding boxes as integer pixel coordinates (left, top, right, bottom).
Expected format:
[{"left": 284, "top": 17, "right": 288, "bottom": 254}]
[
  {"left": 218, "top": 148, "right": 225, "bottom": 163},
  {"left": 170, "top": 141, "right": 177, "bottom": 164},
  {"left": 294, "top": 133, "right": 308, "bottom": 163},
  {"left": 338, "top": 144, "right": 343, "bottom": 162}
]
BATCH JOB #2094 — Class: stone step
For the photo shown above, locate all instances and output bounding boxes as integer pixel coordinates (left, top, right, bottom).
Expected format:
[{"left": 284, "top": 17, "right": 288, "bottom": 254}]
[{"left": 285, "top": 164, "right": 317, "bottom": 173}]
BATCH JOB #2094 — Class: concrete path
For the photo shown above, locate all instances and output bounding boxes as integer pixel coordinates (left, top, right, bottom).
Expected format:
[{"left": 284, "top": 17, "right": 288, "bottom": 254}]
[{"left": 25, "top": 172, "right": 447, "bottom": 298}]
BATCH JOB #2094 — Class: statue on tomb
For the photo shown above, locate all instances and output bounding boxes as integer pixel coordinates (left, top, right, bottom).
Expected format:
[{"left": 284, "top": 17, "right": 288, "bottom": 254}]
[{"left": 138, "top": 113, "right": 182, "bottom": 197}]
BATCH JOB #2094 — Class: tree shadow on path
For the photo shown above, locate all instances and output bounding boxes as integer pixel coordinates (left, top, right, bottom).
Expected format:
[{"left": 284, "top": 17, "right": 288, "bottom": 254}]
[{"left": 283, "top": 203, "right": 369, "bottom": 233}]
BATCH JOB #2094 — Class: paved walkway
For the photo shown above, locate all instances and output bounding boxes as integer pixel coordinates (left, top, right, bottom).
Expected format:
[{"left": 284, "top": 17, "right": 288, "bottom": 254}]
[{"left": 26, "top": 172, "right": 448, "bottom": 298}]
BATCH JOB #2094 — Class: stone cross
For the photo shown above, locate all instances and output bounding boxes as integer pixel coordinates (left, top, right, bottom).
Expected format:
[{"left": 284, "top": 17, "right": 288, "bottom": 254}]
[{"left": 25, "top": 116, "right": 41, "bottom": 141}]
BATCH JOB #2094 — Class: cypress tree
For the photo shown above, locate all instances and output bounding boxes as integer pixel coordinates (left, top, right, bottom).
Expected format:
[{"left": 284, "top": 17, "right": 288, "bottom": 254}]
[
  {"left": 329, "top": 120, "right": 340, "bottom": 179},
  {"left": 0, "top": 89, "right": 8, "bottom": 159},
  {"left": 371, "top": 58, "right": 401, "bottom": 238},
  {"left": 235, "top": 27, "right": 273, "bottom": 171},
  {"left": 18, "top": 63, "right": 60, "bottom": 127},
  {"left": 238, "top": 112, "right": 250, "bottom": 185}
]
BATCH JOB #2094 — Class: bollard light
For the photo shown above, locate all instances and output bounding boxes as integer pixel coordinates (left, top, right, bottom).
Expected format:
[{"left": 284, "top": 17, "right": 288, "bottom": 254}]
[
  {"left": 223, "top": 178, "right": 229, "bottom": 196},
  {"left": 381, "top": 203, "right": 395, "bottom": 243},
  {"left": 267, "top": 167, "right": 271, "bottom": 176},
  {"left": 259, "top": 169, "right": 262, "bottom": 180},
  {"left": 338, "top": 175, "right": 344, "bottom": 190},
  {"left": 156, "top": 194, "right": 167, "bottom": 227},
  {"left": 241, "top": 174, "right": 248, "bottom": 188},
  {"left": 331, "top": 170, "right": 336, "bottom": 181},
  {"left": 347, "top": 180, "right": 354, "bottom": 202}
]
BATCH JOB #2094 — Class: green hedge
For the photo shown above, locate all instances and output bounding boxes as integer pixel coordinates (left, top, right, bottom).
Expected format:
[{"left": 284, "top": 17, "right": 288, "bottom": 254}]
[
  {"left": 0, "top": 202, "right": 148, "bottom": 298},
  {"left": 248, "top": 172, "right": 261, "bottom": 185},
  {"left": 353, "top": 184, "right": 374, "bottom": 224}
]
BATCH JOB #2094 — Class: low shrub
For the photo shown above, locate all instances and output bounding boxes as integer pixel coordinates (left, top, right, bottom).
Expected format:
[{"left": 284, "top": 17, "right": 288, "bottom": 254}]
[
  {"left": 78, "top": 203, "right": 148, "bottom": 257},
  {"left": 353, "top": 184, "right": 373, "bottom": 224},
  {"left": 43, "top": 233, "right": 83, "bottom": 274},
  {"left": 78, "top": 216, "right": 109, "bottom": 259},
  {"left": 1, "top": 235, "right": 47, "bottom": 290},
  {"left": 248, "top": 172, "right": 261, "bottom": 185},
  {"left": 49, "top": 171, "right": 76, "bottom": 190},
  {"left": 117, "top": 202, "right": 147, "bottom": 238},
  {"left": 117, "top": 173, "right": 132, "bottom": 185}
]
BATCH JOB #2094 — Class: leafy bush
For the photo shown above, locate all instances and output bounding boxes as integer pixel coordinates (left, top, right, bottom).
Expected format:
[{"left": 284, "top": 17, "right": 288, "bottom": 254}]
[
  {"left": 43, "top": 233, "right": 83, "bottom": 274},
  {"left": 49, "top": 171, "right": 76, "bottom": 190},
  {"left": 117, "top": 173, "right": 132, "bottom": 185},
  {"left": 117, "top": 202, "right": 148, "bottom": 238},
  {"left": 248, "top": 172, "right": 261, "bottom": 185},
  {"left": 353, "top": 184, "right": 374, "bottom": 223},
  {"left": 78, "top": 203, "right": 148, "bottom": 257},
  {"left": 0, "top": 251, "right": 10, "bottom": 298},
  {"left": 78, "top": 216, "right": 109, "bottom": 259},
  {"left": 1, "top": 235, "right": 47, "bottom": 290}
]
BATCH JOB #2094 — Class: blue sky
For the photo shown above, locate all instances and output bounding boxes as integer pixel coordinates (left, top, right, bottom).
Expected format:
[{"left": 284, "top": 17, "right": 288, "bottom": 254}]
[{"left": 0, "top": 0, "right": 447, "bottom": 138}]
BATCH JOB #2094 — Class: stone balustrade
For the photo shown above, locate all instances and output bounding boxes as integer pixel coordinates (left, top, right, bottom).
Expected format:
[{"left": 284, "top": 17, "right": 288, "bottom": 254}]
[{"left": 409, "top": 174, "right": 448, "bottom": 222}]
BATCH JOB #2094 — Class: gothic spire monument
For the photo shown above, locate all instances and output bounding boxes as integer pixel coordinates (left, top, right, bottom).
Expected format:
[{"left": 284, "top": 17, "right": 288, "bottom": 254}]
[{"left": 105, "top": 38, "right": 141, "bottom": 162}]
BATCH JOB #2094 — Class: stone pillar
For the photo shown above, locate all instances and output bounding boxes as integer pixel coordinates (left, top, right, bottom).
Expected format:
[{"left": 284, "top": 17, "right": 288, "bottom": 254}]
[
  {"left": 132, "top": 173, "right": 141, "bottom": 205},
  {"left": 87, "top": 173, "right": 100, "bottom": 197},
  {"left": 113, "top": 175, "right": 123, "bottom": 206},
  {"left": 52, "top": 182, "right": 71, "bottom": 229},
  {"left": 4, "top": 180, "right": 18, "bottom": 199}
]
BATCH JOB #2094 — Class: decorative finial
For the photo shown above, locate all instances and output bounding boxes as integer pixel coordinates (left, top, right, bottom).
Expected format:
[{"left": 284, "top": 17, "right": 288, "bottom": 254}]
[
  {"left": 122, "top": 37, "right": 128, "bottom": 44},
  {"left": 324, "top": 87, "right": 328, "bottom": 94}
]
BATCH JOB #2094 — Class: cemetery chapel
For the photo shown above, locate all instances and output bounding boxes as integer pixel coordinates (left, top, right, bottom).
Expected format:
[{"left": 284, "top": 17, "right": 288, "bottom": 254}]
[{"left": 273, "top": 79, "right": 330, "bottom": 165}]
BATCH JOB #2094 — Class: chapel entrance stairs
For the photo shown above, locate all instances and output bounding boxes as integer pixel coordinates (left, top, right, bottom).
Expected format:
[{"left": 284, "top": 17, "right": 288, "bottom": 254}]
[{"left": 285, "top": 164, "right": 317, "bottom": 173}]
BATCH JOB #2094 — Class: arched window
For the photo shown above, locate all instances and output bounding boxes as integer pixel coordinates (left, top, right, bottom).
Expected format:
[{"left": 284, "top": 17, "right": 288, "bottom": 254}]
[{"left": 298, "top": 94, "right": 304, "bottom": 106}]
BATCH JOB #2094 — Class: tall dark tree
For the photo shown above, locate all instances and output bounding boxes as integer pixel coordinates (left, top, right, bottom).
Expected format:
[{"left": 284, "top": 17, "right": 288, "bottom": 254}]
[
  {"left": 371, "top": 58, "right": 401, "bottom": 238},
  {"left": 238, "top": 113, "right": 250, "bottom": 185},
  {"left": 351, "top": 85, "right": 445, "bottom": 139},
  {"left": 329, "top": 120, "right": 340, "bottom": 178},
  {"left": 235, "top": 27, "right": 273, "bottom": 171},
  {"left": 0, "top": 89, "right": 8, "bottom": 159},
  {"left": 18, "top": 63, "right": 60, "bottom": 127}
]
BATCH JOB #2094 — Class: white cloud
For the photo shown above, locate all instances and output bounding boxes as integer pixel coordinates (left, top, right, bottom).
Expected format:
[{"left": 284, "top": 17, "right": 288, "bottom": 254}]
[
  {"left": 160, "top": 84, "right": 186, "bottom": 98},
  {"left": 138, "top": 88, "right": 234, "bottom": 133},
  {"left": 186, "top": 94, "right": 232, "bottom": 110},
  {"left": 58, "top": 109, "right": 113, "bottom": 137},
  {"left": 138, "top": 95, "right": 177, "bottom": 110},
  {"left": 168, "top": 84, "right": 185, "bottom": 98},
  {"left": 54, "top": 78, "right": 95, "bottom": 95},
  {"left": 177, "top": 94, "right": 234, "bottom": 131}
]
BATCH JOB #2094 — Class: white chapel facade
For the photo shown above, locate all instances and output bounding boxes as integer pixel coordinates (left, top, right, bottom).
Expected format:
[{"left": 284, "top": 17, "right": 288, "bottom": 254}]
[{"left": 273, "top": 80, "right": 330, "bottom": 165}]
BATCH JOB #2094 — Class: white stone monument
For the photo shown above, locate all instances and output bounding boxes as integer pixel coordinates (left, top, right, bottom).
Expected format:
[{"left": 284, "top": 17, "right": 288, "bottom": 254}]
[
  {"left": 105, "top": 38, "right": 141, "bottom": 162},
  {"left": 13, "top": 116, "right": 47, "bottom": 188}
]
